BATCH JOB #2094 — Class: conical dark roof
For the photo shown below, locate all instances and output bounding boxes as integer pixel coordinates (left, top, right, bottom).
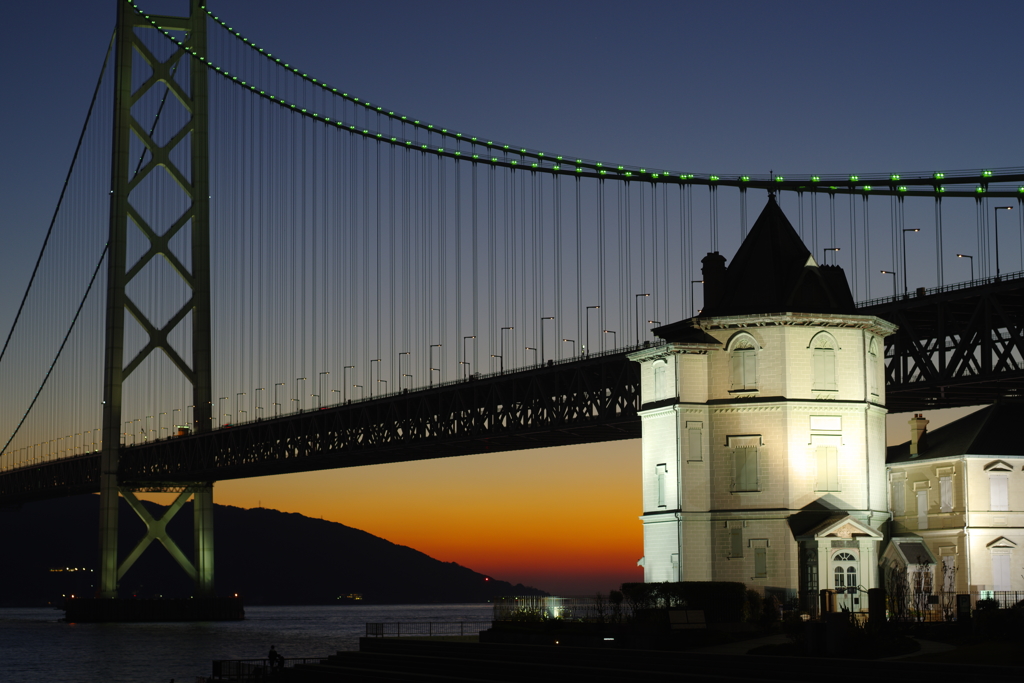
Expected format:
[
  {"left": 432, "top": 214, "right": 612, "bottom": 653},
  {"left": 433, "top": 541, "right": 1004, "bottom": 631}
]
[{"left": 701, "top": 195, "right": 856, "bottom": 317}]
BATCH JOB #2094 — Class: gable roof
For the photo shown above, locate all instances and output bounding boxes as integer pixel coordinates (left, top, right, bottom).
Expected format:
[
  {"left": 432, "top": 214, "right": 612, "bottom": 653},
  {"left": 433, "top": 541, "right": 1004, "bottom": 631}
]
[
  {"left": 701, "top": 195, "right": 857, "bottom": 317},
  {"left": 887, "top": 402, "right": 1024, "bottom": 463}
]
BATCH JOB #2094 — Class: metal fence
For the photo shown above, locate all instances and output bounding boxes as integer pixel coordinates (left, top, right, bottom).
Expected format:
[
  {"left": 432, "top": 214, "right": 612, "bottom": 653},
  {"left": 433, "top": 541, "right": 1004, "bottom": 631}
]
[
  {"left": 364, "top": 621, "right": 492, "bottom": 637},
  {"left": 887, "top": 590, "right": 1024, "bottom": 622},
  {"left": 492, "top": 596, "right": 609, "bottom": 622}
]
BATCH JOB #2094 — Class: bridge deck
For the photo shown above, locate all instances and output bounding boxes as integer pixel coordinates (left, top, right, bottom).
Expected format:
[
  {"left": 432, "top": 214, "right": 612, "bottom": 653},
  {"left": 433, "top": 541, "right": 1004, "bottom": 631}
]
[{"left": 0, "top": 351, "right": 640, "bottom": 505}]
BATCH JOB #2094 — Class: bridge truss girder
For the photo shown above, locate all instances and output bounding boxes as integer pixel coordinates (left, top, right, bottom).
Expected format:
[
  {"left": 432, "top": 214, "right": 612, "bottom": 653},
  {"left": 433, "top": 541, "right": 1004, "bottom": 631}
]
[
  {"left": 0, "top": 354, "right": 639, "bottom": 503},
  {"left": 862, "top": 276, "right": 1024, "bottom": 412},
  {"left": 119, "top": 352, "right": 640, "bottom": 482}
]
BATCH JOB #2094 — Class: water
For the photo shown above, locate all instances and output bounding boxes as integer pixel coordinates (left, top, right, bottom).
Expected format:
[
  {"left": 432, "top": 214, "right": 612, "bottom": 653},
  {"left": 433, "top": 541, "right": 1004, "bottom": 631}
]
[{"left": 2, "top": 603, "right": 494, "bottom": 683}]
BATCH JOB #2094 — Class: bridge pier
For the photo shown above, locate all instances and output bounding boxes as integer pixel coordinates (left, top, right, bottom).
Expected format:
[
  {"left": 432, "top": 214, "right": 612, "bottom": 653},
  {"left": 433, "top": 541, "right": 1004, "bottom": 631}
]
[{"left": 98, "top": 0, "right": 214, "bottom": 602}]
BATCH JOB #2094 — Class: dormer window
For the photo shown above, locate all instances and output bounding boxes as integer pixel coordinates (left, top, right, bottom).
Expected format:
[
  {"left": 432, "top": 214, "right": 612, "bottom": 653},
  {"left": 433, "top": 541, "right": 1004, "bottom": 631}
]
[{"left": 729, "top": 335, "right": 758, "bottom": 392}]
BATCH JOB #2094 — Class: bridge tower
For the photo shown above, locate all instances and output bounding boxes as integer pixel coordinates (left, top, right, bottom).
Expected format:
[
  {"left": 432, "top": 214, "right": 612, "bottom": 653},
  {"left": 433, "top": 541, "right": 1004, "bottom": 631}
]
[
  {"left": 630, "top": 195, "right": 896, "bottom": 612},
  {"left": 99, "top": 0, "right": 214, "bottom": 598}
]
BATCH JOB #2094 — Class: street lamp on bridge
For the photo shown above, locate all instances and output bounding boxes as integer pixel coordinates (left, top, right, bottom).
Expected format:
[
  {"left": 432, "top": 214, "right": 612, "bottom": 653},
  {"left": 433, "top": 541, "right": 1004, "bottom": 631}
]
[
  {"left": 603, "top": 330, "right": 616, "bottom": 350},
  {"left": 585, "top": 306, "right": 600, "bottom": 355},
  {"left": 398, "top": 352, "right": 410, "bottom": 386},
  {"left": 690, "top": 281, "right": 703, "bottom": 318},
  {"left": 353, "top": 384, "right": 363, "bottom": 399},
  {"left": 343, "top": 366, "right": 355, "bottom": 402},
  {"left": 995, "top": 205, "right": 1013, "bottom": 279},
  {"left": 274, "top": 383, "right": 285, "bottom": 416},
  {"left": 956, "top": 254, "right": 974, "bottom": 281},
  {"left": 429, "top": 345, "right": 442, "bottom": 385},
  {"left": 880, "top": 270, "right": 897, "bottom": 300},
  {"left": 823, "top": 247, "right": 840, "bottom": 265},
  {"left": 491, "top": 354, "right": 503, "bottom": 374},
  {"left": 236, "top": 393, "right": 246, "bottom": 422},
  {"left": 294, "top": 378, "right": 306, "bottom": 411},
  {"left": 540, "top": 318, "right": 554, "bottom": 364},
  {"left": 254, "top": 388, "right": 264, "bottom": 418},
  {"left": 563, "top": 339, "right": 576, "bottom": 357},
  {"left": 402, "top": 373, "right": 413, "bottom": 390},
  {"left": 634, "top": 294, "right": 650, "bottom": 345},
  {"left": 369, "top": 360, "right": 381, "bottom": 397},
  {"left": 902, "top": 228, "right": 920, "bottom": 295},
  {"left": 318, "top": 373, "right": 329, "bottom": 405},
  {"left": 500, "top": 328, "right": 513, "bottom": 372},
  {"left": 463, "top": 336, "right": 476, "bottom": 378},
  {"left": 525, "top": 347, "right": 537, "bottom": 364}
]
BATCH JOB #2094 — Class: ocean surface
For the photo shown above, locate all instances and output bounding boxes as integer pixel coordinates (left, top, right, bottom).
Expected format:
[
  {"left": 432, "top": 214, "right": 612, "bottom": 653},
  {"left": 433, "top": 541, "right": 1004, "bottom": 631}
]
[{"left": 2, "top": 603, "right": 495, "bottom": 683}]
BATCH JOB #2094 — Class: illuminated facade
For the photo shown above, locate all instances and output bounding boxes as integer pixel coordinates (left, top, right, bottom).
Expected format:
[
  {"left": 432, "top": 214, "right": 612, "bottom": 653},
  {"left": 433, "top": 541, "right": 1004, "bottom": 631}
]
[
  {"left": 630, "top": 196, "right": 895, "bottom": 611},
  {"left": 887, "top": 407, "right": 1024, "bottom": 596}
]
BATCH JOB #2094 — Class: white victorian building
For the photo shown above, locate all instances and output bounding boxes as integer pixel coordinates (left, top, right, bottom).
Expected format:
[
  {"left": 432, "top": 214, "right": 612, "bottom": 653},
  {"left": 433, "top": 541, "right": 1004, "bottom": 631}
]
[
  {"left": 629, "top": 195, "right": 896, "bottom": 612},
  {"left": 886, "top": 405, "right": 1024, "bottom": 598}
]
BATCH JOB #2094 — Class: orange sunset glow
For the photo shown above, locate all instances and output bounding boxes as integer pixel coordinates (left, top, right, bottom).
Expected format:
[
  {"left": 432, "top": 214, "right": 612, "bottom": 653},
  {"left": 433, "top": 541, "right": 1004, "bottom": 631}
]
[{"left": 211, "top": 440, "right": 643, "bottom": 596}]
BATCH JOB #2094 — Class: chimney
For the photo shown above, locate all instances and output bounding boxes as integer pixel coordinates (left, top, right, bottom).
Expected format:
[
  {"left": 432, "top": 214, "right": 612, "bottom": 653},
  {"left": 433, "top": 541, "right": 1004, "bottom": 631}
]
[
  {"left": 908, "top": 413, "right": 929, "bottom": 456},
  {"left": 701, "top": 251, "right": 727, "bottom": 314}
]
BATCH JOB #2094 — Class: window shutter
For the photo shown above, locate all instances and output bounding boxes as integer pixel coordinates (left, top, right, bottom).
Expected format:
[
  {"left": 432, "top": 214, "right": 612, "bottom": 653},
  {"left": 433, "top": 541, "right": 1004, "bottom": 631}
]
[
  {"left": 815, "top": 446, "right": 839, "bottom": 491},
  {"left": 688, "top": 427, "right": 702, "bottom": 462},
  {"left": 731, "top": 353, "right": 743, "bottom": 390},
  {"left": 823, "top": 349, "right": 837, "bottom": 390},
  {"left": 826, "top": 447, "right": 839, "bottom": 491},
  {"left": 939, "top": 476, "right": 953, "bottom": 512},
  {"left": 992, "top": 553, "right": 1011, "bottom": 591},
  {"left": 743, "top": 350, "right": 756, "bottom": 390},
  {"left": 917, "top": 490, "right": 929, "bottom": 530},
  {"left": 893, "top": 481, "right": 905, "bottom": 516},
  {"left": 734, "top": 446, "right": 758, "bottom": 491},
  {"left": 990, "top": 475, "right": 1009, "bottom": 511},
  {"left": 813, "top": 350, "right": 825, "bottom": 390},
  {"left": 730, "top": 527, "right": 743, "bottom": 557},
  {"left": 754, "top": 547, "right": 767, "bottom": 578},
  {"left": 816, "top": 447, "right": 827, "bottom": 490}
]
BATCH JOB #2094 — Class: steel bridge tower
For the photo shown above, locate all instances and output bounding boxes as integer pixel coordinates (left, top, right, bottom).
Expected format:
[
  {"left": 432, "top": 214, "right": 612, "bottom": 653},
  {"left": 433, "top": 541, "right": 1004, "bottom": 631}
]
[{"left": 98, "top": 0, "right": 213, "bottom": 599}]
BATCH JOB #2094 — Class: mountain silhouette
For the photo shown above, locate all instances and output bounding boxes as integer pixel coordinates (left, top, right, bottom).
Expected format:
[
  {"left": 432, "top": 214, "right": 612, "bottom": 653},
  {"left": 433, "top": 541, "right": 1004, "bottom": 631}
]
[{"left": 0, "top": 494, "right": 547, "bottom": 606}]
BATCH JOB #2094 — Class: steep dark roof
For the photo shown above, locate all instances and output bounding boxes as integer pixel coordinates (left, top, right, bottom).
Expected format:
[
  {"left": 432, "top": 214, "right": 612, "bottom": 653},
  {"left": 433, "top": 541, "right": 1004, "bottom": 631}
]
[
  {"left": 701, "top": 195, "right": 857, "bottom": 317},
  {"left": 887, "top": 402, "right": 1024, "bottom": 463}
]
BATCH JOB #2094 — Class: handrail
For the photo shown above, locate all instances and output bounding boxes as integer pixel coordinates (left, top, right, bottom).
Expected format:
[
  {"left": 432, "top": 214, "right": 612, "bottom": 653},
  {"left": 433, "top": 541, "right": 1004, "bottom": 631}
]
[{"left": 857, "top": 269, "right": 1024, "bottom": 309}]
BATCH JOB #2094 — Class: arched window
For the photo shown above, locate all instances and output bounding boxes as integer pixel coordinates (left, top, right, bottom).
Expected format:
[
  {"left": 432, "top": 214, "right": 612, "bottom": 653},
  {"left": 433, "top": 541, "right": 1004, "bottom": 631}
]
[
  {"left": 846, "top": 565, "right": 857, "bottom": 588},
  {"left": 652, "top": 359, "right": 671, "bottom": 400},
  {"left": 834, "top": 566, "right": 845, "bottom": 588},
  {"left": 730, "top": 336, "right": 758, "bottom": 391},
  {"left": 812, "top": 334, "right": 837, "bottom": 391}
]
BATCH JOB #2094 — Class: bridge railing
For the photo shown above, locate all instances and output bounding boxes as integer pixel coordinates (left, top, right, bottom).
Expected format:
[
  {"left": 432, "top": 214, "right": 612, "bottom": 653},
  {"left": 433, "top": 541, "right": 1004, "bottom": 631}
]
[{"left": 857, "top": 268, "right": 1024, "bottom": 309}]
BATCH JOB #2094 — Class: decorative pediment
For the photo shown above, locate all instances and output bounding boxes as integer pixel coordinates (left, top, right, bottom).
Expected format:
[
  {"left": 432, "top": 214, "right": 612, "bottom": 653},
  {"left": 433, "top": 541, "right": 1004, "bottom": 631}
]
[
  {"left": 984, "top": 460, "right": 1013, "bottom": 472},
  {"left": 986, "top": 536, "right": 1018, "bottom": 549},
  {"left": 806, "top": 514, "right": 883, "bottom": 541}
]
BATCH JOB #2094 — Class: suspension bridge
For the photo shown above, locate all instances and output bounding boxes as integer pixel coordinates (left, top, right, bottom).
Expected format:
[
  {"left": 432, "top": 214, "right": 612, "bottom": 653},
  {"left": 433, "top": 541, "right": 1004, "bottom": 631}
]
[{"left": 1, "top": 1, "right": 1023, "bottom": 608}]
